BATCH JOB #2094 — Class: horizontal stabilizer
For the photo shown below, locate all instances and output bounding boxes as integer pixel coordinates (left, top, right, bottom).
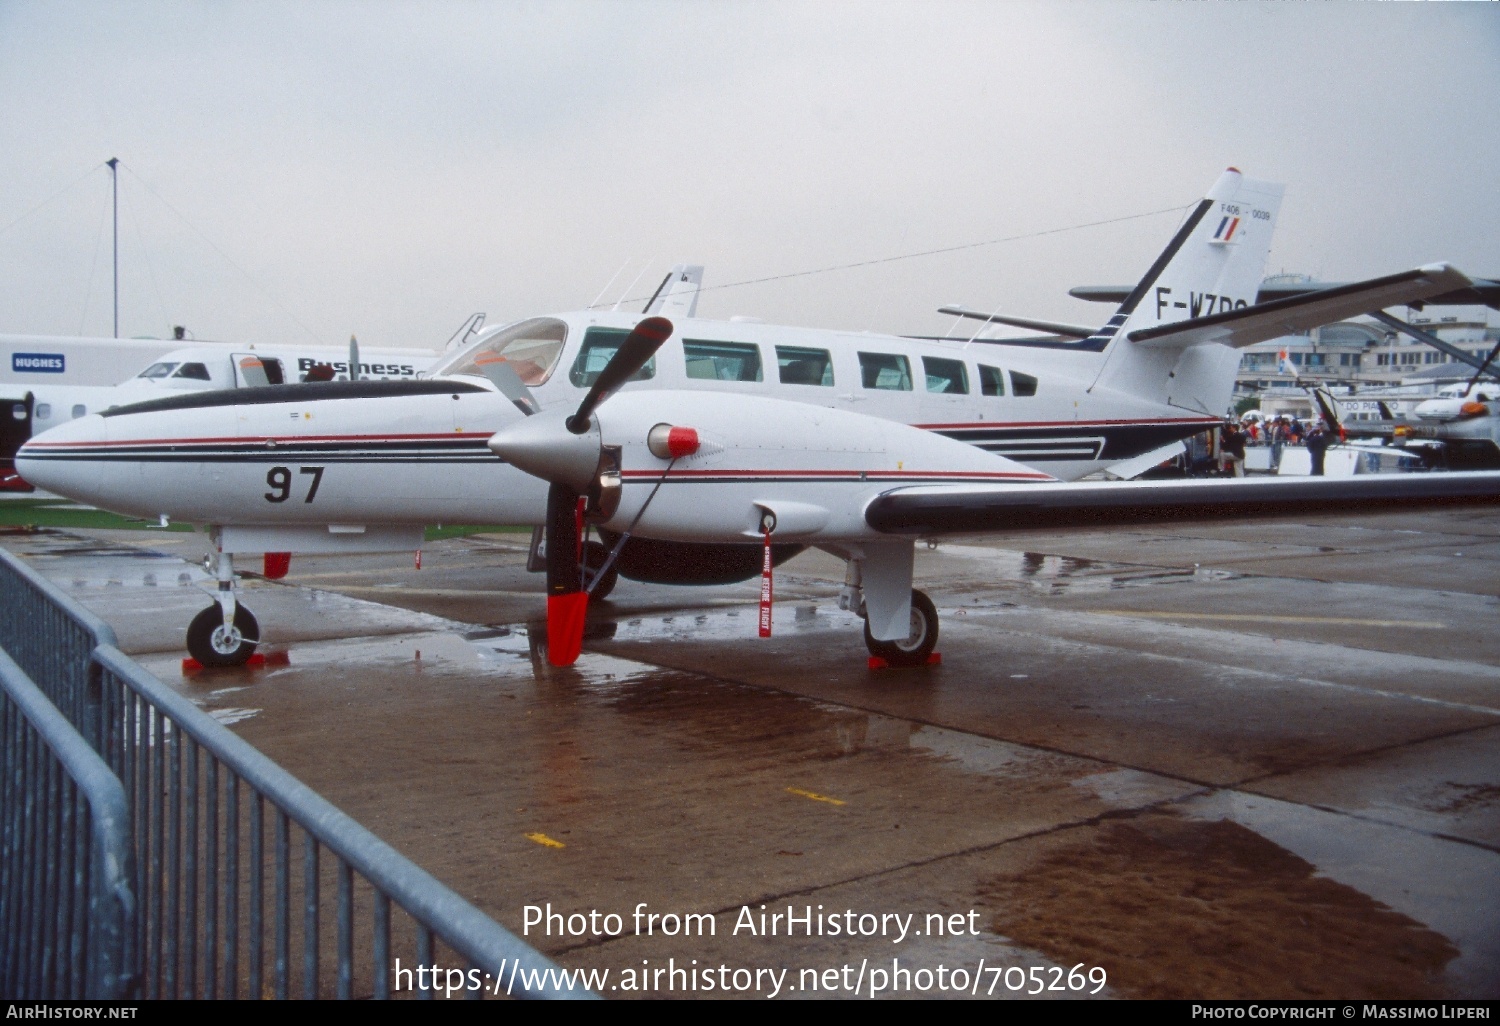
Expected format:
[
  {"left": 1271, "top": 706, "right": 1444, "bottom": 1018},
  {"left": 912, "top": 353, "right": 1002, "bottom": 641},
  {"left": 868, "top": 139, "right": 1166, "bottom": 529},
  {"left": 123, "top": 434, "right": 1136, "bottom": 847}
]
[
  {"left": 865, "top": 471, "right": 1500, "bottom": 536},
  {"left": 1125, "top": 263, "right": 1473, "bottom": 350},
  {"left": 937, "top": 305, "right": 1095, "bottom": 341}
]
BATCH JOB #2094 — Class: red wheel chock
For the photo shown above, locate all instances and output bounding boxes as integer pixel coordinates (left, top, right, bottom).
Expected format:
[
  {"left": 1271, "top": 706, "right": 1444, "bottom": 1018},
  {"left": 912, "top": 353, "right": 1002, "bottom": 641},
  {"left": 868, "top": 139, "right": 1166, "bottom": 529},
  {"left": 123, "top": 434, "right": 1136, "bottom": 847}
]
[{"left": 867, "top": 652, "right": 942, "bottom": 670}]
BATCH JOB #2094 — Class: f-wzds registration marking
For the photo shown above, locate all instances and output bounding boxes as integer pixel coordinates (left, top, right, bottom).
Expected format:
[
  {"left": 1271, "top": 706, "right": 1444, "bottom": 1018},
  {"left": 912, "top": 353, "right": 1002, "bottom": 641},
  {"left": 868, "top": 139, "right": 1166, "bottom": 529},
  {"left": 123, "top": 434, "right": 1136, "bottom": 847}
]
[{"left": 265, "top": 466, "right": 324, "bottom": 503}]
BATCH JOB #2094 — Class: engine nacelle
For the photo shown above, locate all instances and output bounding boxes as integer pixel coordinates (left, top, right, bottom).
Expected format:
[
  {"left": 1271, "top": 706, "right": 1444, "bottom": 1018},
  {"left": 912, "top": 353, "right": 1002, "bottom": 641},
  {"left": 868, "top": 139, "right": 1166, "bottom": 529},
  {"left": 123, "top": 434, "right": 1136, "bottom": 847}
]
[{"left": 600, "top": 531, "right": 803, "bottom": 586}]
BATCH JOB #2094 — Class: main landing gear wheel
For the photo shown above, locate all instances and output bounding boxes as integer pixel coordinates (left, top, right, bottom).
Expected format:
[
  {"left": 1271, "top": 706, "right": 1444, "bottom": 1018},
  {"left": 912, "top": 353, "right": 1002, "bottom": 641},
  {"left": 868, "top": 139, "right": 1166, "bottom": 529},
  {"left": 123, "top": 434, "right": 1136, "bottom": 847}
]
[
  {"left": 187, "top": 605, "right": 260, "bottom": 667},
  {"left": 863, "top": 589, "right": 939, "bottom": 667},
  {"left": 582, "top": 540, "right": 618, "bottom": 601}
]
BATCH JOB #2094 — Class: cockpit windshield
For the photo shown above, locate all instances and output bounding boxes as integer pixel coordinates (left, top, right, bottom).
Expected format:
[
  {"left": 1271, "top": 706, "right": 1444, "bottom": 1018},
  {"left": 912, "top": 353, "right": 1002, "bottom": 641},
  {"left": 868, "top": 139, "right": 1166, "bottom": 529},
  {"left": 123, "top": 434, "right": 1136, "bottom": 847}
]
[
  {"left": 138, "top": 362, "right": 179, "bottom": 380},
  {"left": 430, "top": 317, "right": 568, "bottom": 386}
]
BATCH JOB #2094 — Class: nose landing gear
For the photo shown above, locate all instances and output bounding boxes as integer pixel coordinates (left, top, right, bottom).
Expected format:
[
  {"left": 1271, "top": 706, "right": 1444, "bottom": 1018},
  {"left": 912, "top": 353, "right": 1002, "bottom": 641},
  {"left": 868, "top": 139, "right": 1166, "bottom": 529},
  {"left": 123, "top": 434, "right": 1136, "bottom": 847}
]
[
  {"left": 187, "top": 604, "right": 260, "bottom": 667},
  {"left": 186, "top": 545, "right": 260, "bottom": 667}
]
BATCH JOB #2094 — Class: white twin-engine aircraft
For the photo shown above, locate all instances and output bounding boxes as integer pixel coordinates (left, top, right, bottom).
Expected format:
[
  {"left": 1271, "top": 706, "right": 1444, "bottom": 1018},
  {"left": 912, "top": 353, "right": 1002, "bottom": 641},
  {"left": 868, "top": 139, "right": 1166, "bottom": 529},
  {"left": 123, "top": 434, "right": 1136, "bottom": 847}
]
[{"left": 17, "top": 169, "right": 1500, "bottom": 669}]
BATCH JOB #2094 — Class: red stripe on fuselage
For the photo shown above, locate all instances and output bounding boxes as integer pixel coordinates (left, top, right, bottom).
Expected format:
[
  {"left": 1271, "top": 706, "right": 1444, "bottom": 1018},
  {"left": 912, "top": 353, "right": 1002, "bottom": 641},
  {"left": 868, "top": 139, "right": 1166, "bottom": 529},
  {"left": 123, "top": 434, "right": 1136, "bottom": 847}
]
[
  {"left": 618, "top": 468, "right": 1052, "bottom": 481},
  {"left": 22, "top": 431, "right": 495, "bottom": 449},
  {"left": 913, "top": 417, "right": 1217, "bottom": 430}
]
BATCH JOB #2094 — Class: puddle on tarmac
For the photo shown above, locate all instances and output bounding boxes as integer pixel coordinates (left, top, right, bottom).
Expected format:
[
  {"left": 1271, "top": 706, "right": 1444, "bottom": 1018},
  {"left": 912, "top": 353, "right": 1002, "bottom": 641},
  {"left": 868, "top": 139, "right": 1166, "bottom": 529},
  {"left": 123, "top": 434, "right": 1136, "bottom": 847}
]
[
  {"left": 1177, "top": 790, "right": 1499, "bottom": 995},
  {"left": 936, "top": 547, "right": 1242, "bottom": 594},
  {"left": 208, "top": 707, "right": 261, "bottom": 726},
  {"left": 15, "top": 534, "right": 211, "bottom": 589},
  {"left": 583, "top": 604, "right": 866, "bottom": 645},
  {"left": 978, "top": 812, "right": 1462, "bottom": 999}
]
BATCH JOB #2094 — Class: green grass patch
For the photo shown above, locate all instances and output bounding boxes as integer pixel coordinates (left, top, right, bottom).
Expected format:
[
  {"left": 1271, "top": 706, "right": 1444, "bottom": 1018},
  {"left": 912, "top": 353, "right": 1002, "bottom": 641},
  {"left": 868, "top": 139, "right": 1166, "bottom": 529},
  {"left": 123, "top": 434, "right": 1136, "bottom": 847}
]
[
  {"left": 0, "top": 499, "right": 195, "bottom": 532},
  {"left": 423, "top": 524, "right": 531, "bottom": 541},
  {"left": 0, "top": 500, "right": 525, "bottom": 539}
]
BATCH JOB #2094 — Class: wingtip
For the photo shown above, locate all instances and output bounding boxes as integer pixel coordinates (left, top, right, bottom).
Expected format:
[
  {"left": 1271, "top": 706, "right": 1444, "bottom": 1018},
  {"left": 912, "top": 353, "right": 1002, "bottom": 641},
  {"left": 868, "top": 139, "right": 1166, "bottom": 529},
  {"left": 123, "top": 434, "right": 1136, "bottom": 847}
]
[{"left": 1418, "top": 262, "right": 1471, "bottom": 286}]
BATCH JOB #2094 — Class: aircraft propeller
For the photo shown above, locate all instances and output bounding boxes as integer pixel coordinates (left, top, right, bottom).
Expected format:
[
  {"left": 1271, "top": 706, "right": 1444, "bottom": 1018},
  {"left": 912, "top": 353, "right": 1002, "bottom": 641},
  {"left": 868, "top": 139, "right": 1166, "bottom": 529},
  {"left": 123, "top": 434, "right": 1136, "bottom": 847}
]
[
  {"left": 1311, "top": 386, "right": 1344, "bottom": 440},
  {"left": 488, "top": 315, "right": 675, "bottom": 665}
]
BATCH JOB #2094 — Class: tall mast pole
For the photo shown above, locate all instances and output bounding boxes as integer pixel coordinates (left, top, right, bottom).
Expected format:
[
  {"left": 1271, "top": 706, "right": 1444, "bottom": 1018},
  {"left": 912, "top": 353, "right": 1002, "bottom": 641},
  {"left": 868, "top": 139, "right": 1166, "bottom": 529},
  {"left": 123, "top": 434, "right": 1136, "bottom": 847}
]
[{"left": 106, "top": 157, "right": 119, "bottom": 338}]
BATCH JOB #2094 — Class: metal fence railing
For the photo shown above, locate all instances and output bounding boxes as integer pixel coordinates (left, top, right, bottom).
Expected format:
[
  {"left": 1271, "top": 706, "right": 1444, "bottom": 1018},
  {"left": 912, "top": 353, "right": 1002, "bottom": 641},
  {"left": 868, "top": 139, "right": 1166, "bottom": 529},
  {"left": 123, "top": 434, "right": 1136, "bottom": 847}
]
[
  {"left": 0, "top": 542, "right": 118, "bottom": 739},
  {"left": 0, "top": 647, "right": 135, "bottom": 999},
  {"left": 0, "top": 546, "right": 592, "bottom": 1000}
]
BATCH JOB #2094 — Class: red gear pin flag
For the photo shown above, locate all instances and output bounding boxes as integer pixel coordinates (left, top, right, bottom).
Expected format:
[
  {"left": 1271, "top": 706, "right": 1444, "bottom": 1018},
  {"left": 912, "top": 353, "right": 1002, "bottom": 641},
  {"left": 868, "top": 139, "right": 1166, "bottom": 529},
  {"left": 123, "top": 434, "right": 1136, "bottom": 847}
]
[{"left": 758, "top": 521, "right": 774, "bottom": 638}]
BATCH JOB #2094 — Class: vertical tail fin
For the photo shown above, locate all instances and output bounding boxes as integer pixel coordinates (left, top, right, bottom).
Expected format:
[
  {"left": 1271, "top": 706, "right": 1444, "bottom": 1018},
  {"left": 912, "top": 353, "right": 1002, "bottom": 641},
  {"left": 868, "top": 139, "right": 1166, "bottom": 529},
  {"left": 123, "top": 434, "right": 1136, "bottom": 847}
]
[
  {"left": 644, "top": 264, "right": 704, "bottom": 319},
  {"left": 1090, "top": 169, "right": 1285, "bottom": 414}
]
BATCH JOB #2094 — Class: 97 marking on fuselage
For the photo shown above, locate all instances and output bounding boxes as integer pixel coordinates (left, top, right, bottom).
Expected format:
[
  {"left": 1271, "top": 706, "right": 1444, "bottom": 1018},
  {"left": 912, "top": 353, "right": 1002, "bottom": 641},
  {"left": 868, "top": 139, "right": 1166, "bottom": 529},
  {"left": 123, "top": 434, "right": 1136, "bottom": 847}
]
[{"left": 264, "top": 465, "right": 324, "bottom": 504}]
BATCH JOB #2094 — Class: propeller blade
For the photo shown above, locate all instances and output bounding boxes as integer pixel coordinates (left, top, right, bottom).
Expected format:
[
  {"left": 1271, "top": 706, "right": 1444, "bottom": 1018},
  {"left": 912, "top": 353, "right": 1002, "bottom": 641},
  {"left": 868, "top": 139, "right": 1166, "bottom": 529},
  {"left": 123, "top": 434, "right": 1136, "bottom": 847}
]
[
  {"left": 544, "top": 482, "right": 587, "bottom": 666},
  {"left": 567, "top": 315, "right": 673, "bottom": 434},
  {"left": 1312, "top": 388, "right": 1342, "bottom": 433},
  {"left": 477, "top": 357, "right": 540, "bottom": 416}
]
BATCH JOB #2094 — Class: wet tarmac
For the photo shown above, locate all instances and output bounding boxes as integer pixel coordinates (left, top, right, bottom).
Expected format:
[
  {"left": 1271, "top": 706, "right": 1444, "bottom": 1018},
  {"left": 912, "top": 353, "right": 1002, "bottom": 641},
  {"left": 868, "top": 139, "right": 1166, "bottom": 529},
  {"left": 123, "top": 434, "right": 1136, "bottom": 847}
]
[{"left": 3, "top": 505, "right": 1498, "bottom": 1000}]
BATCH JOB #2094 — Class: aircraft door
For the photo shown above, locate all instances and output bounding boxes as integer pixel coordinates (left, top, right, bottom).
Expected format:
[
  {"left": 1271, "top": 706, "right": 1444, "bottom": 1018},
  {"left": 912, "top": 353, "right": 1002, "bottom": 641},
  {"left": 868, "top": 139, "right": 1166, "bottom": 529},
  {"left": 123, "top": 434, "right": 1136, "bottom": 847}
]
[
  {"left": 1, "top": 393, "right": 34, "bottom": 486},
  {"left": 233, "top": 354, "right": 275, "bottom": 388}
]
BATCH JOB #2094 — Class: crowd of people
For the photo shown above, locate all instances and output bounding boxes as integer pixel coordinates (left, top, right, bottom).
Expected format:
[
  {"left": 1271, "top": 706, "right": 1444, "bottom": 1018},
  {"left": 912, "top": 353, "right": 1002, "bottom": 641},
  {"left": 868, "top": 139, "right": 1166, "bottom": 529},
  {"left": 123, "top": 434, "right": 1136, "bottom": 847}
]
[{"left": 1206, "top": 413, "right": 1335, "bottom": 477}]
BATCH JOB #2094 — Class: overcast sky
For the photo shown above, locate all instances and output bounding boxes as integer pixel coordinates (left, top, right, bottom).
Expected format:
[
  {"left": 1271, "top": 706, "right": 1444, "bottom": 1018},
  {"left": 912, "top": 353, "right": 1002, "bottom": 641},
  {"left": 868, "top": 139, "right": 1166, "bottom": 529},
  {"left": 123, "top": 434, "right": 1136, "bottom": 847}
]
[{"left": 1, "top": 0, "right": 1496, "bottom": 349}]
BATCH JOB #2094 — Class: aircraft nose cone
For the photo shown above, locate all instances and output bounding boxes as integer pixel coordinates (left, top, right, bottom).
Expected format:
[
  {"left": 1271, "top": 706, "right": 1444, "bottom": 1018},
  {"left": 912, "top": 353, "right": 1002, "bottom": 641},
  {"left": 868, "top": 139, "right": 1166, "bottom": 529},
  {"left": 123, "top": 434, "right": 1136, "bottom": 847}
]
[
  {"left": 14, "top": 414, "right": 108, "bottom": 499},
  {"left": 487, "top": 411, "right": 601, "bottom": 492}
]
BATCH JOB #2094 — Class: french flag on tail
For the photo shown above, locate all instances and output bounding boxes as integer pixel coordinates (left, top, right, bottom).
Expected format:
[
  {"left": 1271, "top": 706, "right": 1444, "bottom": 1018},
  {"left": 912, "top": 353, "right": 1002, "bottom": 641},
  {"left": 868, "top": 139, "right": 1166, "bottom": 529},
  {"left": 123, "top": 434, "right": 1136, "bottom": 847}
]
[{"left": 1211, "top": 215, "right": 1242, "bottom": 244}]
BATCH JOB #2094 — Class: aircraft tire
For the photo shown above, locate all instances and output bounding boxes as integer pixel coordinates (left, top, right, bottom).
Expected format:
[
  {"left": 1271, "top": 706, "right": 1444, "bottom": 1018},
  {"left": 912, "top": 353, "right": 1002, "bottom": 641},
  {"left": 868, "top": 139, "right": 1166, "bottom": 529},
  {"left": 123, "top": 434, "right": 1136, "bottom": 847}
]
[
  {"left": 863, "top": 589, "right": 939, "bottom": 667},
  {"left": 187, "top": 605, "right": 260, "bottom": 667},
  {"left": 583, "top": 541, "right": 618, "bottom": 601}
]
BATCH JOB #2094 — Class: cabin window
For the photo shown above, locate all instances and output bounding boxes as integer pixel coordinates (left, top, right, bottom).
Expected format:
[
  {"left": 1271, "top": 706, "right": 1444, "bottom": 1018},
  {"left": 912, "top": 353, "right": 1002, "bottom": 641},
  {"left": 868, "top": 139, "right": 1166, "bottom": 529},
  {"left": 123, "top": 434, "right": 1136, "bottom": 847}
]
[
  {"left": 1010, "top": 371, "right": 1038, "bottom": 397},
  {"left": 978, "top": 364, "right": 1005, "bottom": 397},
  {"left": 139, "top": 362, "right": 178, "bottom": 379},
  {"left": 922, "top": 356, "right": 969, "bottom": 395},
  {"left": 858, "top": 352, "right": 912, "bottom": 391},
  {"left": 435, "top": 316, "right": 568, "bottom": 386},
  {"left": 34, "top": 403, "right": 50, "bottom": 420},
  {"left": 684, "top": 340, "right": 762, "bottom": 382},
  {"left": 261, "top": 358, "right": 286, "bottom": 385},
  {"left": 173, "top": 363, "right": 211, "bottom": 381},
  {"left": 11, "top": 403, "right": 25, "bottom": 421},
  {"left": 71, "top": 405, "right": 86, "bottom": 419},
  {"left": 570, "top": 327, "right": 656, "bottom": 387},
  {"left": 776, "top": 346, "right": 834, "bottom": 386}
]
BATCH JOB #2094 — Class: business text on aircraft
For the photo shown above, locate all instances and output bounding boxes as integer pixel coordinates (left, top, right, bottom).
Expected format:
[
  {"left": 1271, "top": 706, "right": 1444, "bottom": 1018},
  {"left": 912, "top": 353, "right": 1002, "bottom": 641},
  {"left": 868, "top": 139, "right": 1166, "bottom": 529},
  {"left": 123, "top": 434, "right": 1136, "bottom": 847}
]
[{"left": 296, "top": 357, "right": 416, "bottom": 377}]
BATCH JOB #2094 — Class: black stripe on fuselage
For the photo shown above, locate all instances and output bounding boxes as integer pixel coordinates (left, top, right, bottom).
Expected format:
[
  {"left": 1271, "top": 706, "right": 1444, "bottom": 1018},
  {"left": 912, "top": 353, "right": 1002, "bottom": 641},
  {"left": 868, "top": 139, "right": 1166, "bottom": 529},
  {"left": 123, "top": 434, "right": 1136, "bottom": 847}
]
[
  {"left": 934, "top": 421, "right": 1210, "bottom": 461},
  {"left": 22, "top": 438, "right": 499, "bottom": 464},
  {"left": 100, "top": 379, "right": 489, "bottom": 418}
]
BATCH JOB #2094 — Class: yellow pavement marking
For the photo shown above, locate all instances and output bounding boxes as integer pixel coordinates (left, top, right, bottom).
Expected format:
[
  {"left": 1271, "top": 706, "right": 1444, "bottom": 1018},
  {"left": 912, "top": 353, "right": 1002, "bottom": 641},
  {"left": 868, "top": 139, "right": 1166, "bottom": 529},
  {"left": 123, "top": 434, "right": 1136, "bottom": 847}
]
[
  {"left": 786, "top": 787, "right": 846, "bottom": 806},
  {"left": 1089, "top": 610, "right": 1445, "bottom": 629},
  {"left": 525, "top": 832, "right": 565, "bottom": 849}
]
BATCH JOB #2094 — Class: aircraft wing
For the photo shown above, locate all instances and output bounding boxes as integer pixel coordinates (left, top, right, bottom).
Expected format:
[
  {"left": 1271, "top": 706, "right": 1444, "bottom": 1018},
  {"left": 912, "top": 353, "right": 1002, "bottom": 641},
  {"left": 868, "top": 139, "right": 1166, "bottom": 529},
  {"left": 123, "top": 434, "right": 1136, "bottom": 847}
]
[
  {"left": 863, "top": 472, "right": 1500, "bottom": 536},
  {"left": 936, "top": 305, "right": 1095, "bottom": 340},
  {"left": 1126, "top": 264, "right": 1472, "bottom": 351}
]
